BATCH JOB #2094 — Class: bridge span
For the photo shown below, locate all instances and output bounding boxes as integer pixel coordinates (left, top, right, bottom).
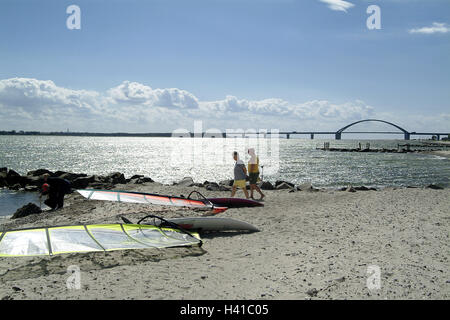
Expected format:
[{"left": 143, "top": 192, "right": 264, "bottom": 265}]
[{"left": 266, "top": 119, "right": 449, "bottom": 140}]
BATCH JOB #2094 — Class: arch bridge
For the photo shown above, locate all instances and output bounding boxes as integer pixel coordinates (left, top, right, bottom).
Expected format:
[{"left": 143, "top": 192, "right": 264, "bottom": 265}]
[
  {"left": 271, "top": 119, "right": 449, "bottom": 140},
  {"left": 334, "top": 119, "right": 410, "bottom": 140}
]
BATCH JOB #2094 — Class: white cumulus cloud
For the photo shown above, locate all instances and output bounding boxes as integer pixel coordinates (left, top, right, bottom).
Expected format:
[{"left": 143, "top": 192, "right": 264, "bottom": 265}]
[
  {"left": 107, "top": 81, "right": 199, "bottom": 109},
  {"left": 409, "top": 22, "right": 450, "bottom": 34},
  {"left": 3, "top": 77, "right": 445, "bottom": 133},
  {"left": 319, "top": 0, "right": 354, "bottom": 12}
]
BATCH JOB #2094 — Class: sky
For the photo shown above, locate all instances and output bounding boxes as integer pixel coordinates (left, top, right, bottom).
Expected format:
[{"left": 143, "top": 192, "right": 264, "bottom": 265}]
[{"left": 0, "top": 0, "right": 449, "bottom": 135}]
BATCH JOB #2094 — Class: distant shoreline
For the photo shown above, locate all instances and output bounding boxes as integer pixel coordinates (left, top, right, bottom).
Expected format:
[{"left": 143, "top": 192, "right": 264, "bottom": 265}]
[{"left": 1, "top": 131, "right": 449, "bottom": 141}]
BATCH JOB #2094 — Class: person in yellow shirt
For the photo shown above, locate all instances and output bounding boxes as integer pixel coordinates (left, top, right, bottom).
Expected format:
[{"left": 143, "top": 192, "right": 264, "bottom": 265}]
[{"left": 247, "top": 148, "right": 265, "bottom": 201}]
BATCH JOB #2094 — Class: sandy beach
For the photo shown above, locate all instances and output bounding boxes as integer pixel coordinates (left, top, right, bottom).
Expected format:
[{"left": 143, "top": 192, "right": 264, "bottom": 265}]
[{"left": 0, "top": 182, "right": 448, "bottom": 300}]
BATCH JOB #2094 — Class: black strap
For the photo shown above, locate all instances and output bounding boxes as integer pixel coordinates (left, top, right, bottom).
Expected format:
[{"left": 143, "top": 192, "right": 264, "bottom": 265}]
[
  {"left": 120, "top": 216, "right": 133, "bottom": 224},
  {"left": 187, "top": 190, "right": 214, "bottom": 208}
]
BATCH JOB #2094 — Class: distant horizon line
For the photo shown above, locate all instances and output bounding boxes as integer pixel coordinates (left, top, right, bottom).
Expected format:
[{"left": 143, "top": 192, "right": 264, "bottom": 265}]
[{"left": 0, "top": 129, "right": 448, "bottom": 140}]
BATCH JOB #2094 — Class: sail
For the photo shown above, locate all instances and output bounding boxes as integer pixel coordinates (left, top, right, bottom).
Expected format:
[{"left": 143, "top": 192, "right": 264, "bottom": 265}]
[
  {"left": 76, "top": 189, "right": 228, "bottom": 213},
  {"left": 0, "top": 224, "right": 201, "bottom": 257}
]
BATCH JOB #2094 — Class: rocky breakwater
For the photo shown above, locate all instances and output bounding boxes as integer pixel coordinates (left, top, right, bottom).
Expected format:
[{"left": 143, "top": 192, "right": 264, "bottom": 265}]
[{"left": 0, "top": 167, "right": 154, "bottom": 192}]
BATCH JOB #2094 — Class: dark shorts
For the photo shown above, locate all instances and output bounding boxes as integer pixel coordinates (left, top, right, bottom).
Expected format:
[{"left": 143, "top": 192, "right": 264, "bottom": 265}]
[{"left": 249, "top": 172, "right": 259, "bottom": 185}]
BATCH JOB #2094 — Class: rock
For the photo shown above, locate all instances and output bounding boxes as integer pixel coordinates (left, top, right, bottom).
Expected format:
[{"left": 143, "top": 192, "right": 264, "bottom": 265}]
[
  {"left": 88, "top": 182, "right": 114, "bottom": 190},
  {"left": 140, "top": 177, "right": 153, "bottom": 183},
  {"left": 106, "top": 172, "right": 126, "bottom": 185},
  {"left": 6, "top": 169, "right": 21, "bottom": 186},
  {"left": 0, "top": 172, "right": 7, "bottom": 187},
  {"left": 275, "top": 180, "right": 295, "bottom": 188},
  {"left": 354, "top": 186, "right": 370, "bottom": 191},
  {"left": 58, "top": 172, "right": 86, "bottom": 181},
  {"left": 0, "top": 167, "right": 7, "bottom": 173},
  {"left": 205, "top": 182, "right": 220, "bottom": 191},
  {"left": 219, "top": 179, "right": 233, "bottom": 187},
  {"left": 191, "top": 183, "right": 204, "bottom": 187},
  {"left": 128, "top": 176, "right": 152, "bottom": 185},
  {"left": 129, "top": 178, "right": 142, "bottom": 184},
  {"left": 276, "top": 182, "right": 293, "bottom": 190},
  {"left": 177, "top": 177, "right": 195, "bottom": 187},
  {"left": 219, "top": 185, "right": 231, "bottom": 191},
  {"left": 426, "top": 184, "right": 444, "bottom": 190},
  {"left": 9, "top": 183, "right": 22, "bottom": 190},
  {"left": 26, "top": 169, "right": 53, "bottom": 177},
  {"left": 259, "top": 181, "right": 274, "bottom": 190},
  {"left": 72, "top": 175, "right": 97, "bottom": 189},
  {"left": 346, "top": 186, "right": 356, "bottom": 192},
  {"left": 11, "top": 203, "right": 42, "bottom": 219}
]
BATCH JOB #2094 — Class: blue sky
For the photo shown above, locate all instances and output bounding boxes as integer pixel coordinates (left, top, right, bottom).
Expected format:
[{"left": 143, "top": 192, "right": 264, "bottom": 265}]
[{"left": 0, "top": 0, "right": 449, "bottom": 134}]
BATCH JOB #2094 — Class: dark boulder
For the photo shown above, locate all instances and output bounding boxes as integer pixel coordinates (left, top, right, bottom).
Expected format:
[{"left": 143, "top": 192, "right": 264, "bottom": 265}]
[
  {"left": 11, "top": 203, "right": 42, "bottom": 219},
  {"left": 87, "top": 182, "right": 114, "bottom": 190},
  {"left": 20, "top": 175, "right": 42, "bottom": 187},
  {"left": 72, "top": 175, "right": 97, "bottom": 189},
  {"left": 205, "top": 182, "right": 220, "bottom": 191},
  {"left": 191, "top": 183, "right": 204, "bottom": 187},
  {"left": 26, "top": 169, "right": 53, "bottom": 177},
  {"left": 9, "top": 183, "right": 22, "bottom": 190},
  {"left": 130, "top": 174, "right": 144, "bottom": 180},
  {"left": 106, "top": 172, "right": 126, "bottom": 185},
  {"left": 176, "top": 177, "right": 195, "bottom": 187},
  {"left": 259, "top": 181, "right": 274, "bottom": 190},
  {"left": 0, "top": 167, "right": 7, "bottom": 173},
  {"left": 426, "top": 184, "right": 444, "bottom": 190},
  {"left": 58, "top": 172, "right": 86, "bottom": 182},
  {"left": 219, "top": 185, "right": 231, "bottom": 191},
  {"left": 219, "top": 179, "right": 234, "bottom": 187},
  {"left": 354, "top": 186, "right": 370, "bottom": 191},
  {"left": 140, "top": 177, "right": 153, "bottom": 183},
  {"left": 6, "top": 169, "right": 21, "bottom": 186}
]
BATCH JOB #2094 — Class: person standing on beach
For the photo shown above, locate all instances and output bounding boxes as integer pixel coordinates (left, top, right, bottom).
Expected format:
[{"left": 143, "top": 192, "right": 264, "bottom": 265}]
[
  {"left": 40, "top": 173, "right": 72, "bottom": 210},
  {"left": 230, "top": 151, "right": 249, "bottom": 199},
  {"left": 247, "top": 148, "right": 265, "bottom": 201}
]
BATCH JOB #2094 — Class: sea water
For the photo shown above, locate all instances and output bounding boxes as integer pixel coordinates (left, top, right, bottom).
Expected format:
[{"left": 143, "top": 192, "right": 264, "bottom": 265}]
[
  {"left": 0, "top": 135, "right": 449, "bottom": 216},
  {"left": 0, "top": 188, "right": 41, "bottom": 217}
]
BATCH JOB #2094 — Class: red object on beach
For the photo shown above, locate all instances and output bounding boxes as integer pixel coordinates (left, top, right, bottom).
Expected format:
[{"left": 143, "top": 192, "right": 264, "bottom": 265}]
[{"left": 42, "top": 183, "right": 49, "bottom": 192}]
